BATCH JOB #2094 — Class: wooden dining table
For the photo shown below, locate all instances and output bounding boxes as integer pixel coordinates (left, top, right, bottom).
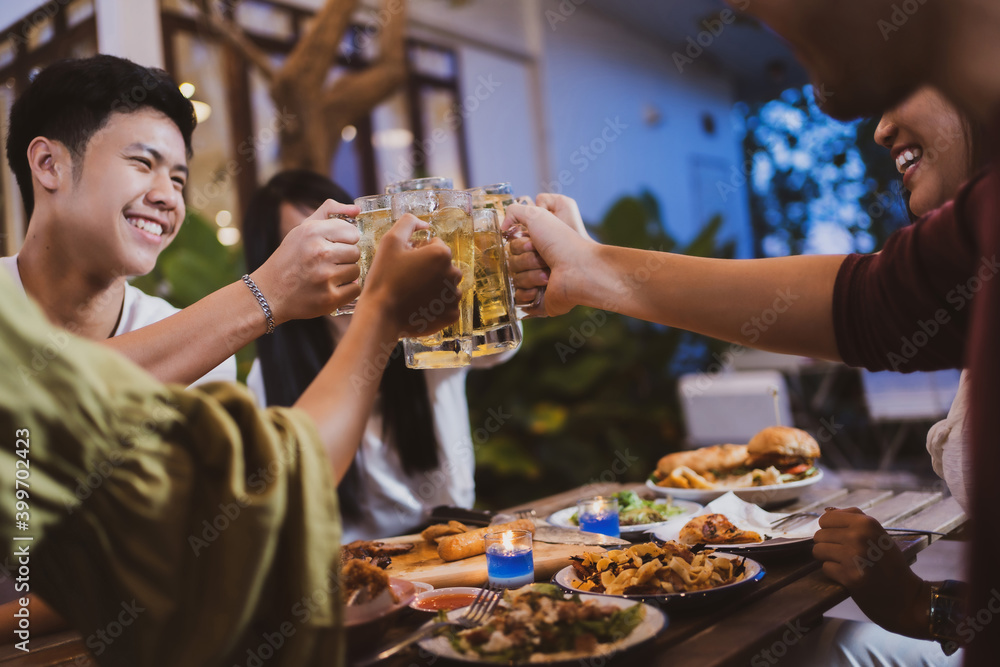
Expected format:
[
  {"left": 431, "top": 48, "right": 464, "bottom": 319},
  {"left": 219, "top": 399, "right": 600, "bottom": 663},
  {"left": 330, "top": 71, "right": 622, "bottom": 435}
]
[{"left": 0, "top": 479, "right": 967, "bottom": 666}]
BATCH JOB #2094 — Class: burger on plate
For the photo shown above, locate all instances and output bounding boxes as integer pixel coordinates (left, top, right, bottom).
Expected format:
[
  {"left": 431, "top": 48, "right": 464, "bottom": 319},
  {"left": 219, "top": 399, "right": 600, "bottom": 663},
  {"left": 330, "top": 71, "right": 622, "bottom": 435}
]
[
  {"left": 652, "top": 427, "right": 820, "bottom": 489},
  {"left": 745, "top": 426, "right": 820, "bottom": 478}
]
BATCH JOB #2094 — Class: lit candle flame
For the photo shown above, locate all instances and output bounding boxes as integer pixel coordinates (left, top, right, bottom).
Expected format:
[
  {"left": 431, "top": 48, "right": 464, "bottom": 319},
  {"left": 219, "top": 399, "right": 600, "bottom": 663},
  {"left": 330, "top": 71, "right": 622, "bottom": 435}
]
[{"left": 502, "top": 530, "right": 514, "bottom": 552}]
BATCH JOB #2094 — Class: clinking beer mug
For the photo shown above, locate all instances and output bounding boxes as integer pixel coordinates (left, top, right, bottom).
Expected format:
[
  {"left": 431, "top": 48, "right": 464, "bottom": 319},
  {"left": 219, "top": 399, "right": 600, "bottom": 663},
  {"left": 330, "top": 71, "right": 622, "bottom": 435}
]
[
  {"left": 466, "top": 188, "right": 522, "bottom": 357},
  {"left": 391, "top": 189, "right": 475, "bottom": 369}
]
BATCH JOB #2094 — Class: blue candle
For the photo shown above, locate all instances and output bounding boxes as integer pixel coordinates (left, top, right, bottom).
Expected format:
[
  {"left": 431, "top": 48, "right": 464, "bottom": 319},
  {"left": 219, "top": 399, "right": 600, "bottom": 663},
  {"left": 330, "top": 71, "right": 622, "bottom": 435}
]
[
  {"left": 577, "top": 496, "right": 621, "bottom": 538},
  {"left": 579, "top": 510, "right": 620, "bottom": 538},
  {"left": 485, "top": 530, "right": 534, "bottom": 588}
]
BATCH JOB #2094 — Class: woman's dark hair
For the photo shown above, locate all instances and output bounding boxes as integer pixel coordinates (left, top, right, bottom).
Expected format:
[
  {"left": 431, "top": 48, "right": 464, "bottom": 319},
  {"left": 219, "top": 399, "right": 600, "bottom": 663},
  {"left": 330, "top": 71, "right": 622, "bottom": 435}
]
[
  {"left": 6, "top": 55, "right": 196, "bottom": 217},
  {"left": 243, "top": 169, "right": 439, "bottom": 521}
]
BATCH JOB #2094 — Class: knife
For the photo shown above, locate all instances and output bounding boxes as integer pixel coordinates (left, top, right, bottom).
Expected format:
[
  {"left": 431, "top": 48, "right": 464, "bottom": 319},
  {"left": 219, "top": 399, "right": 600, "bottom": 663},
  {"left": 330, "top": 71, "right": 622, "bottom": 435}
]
[{"left": 533, "top": 524, "right": 631, "bottom": 547}]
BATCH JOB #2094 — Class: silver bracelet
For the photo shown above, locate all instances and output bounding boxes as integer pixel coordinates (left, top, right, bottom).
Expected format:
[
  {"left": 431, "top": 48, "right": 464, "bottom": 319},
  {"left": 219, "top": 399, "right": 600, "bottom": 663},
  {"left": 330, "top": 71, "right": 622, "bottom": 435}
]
[{"left": 242, "top": 274, "right": 275, "bottom": 334}]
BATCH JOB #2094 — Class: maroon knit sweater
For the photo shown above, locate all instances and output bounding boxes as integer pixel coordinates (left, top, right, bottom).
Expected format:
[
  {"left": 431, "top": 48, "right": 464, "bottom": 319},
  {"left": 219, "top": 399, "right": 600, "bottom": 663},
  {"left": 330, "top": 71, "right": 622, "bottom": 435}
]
[{"left": 834, "top": 158, "right": 1000, "bottom": 658}]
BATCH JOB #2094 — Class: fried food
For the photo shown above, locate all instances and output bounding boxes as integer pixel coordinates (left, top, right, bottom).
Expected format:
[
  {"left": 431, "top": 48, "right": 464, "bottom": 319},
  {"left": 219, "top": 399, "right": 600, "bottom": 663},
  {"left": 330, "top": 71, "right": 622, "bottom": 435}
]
[
  {"left": 342, "top": 559, "right": 398, "bottom": 606},
  {"left": 420, "top": 520, "right": 470, "bottom": 545},
  {"left": 341, "top": 540, "right": 414, "bottom": 569},
  {"left": 436, "top": 519, "right": 535, "bottom": 562},
  {"left": 678, "top": 514, "right": 763, "bottom": 546},
  {"left": 569, "top": 541, "right": 746, "bottom": 595}
]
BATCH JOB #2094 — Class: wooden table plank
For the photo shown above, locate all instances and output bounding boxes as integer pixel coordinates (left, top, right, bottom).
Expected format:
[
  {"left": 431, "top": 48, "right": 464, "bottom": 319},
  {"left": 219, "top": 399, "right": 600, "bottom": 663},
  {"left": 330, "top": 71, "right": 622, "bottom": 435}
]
[
  {"left": 782, "top": 487, "right": 849, "bottom": 512},
  {"left": 892, "top": 496, "right": 967, "bottom": 538},
  {"left": 864, "top": 491, "right": 942, "bottom": 525},
  {"left": 815, "top": 488, "right": 893, "bottom": 511}
]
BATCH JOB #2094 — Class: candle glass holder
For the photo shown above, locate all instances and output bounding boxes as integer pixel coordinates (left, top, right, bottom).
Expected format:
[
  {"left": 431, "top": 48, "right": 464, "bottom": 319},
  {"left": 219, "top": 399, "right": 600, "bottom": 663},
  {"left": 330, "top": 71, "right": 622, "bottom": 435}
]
[
  {"left": 484, "top": 529, "right": 534, "bottom": 589},
  {"left": 577, "top": 496, "right": 620, "bottom": 538}
]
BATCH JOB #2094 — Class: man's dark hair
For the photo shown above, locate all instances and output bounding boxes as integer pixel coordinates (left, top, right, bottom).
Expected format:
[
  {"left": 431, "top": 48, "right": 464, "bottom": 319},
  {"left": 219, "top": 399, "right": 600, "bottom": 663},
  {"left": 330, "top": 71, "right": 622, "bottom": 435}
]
[{"left": 5, "top": 54, "right": 196, "bottom": 217}]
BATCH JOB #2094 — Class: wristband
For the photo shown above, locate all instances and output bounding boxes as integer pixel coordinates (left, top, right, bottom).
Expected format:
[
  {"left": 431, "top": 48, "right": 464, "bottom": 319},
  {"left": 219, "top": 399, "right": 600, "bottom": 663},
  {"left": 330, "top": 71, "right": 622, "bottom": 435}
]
[
  {"left": 929, "top": 579, "right": 967, "bottom": 655},
  {"left": 242, "top": 274, "right": 275, "bottom": 334}
]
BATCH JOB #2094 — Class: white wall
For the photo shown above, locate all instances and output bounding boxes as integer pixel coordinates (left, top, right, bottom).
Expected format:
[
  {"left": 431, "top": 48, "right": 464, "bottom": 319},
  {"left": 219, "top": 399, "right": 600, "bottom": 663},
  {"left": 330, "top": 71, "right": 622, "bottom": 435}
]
[
  {"left": 0, "top": 0, "right": 162, "bottom": 67},
  {"left": 537, "top": 1, "right": 751, "bottom": 256}
]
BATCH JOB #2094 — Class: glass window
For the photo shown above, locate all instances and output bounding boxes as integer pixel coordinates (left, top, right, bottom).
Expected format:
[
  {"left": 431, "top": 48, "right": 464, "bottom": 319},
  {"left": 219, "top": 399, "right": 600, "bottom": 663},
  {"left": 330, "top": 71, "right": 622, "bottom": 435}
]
[{"left": 170, "top": 31, "right": 239, "bottom": 221}]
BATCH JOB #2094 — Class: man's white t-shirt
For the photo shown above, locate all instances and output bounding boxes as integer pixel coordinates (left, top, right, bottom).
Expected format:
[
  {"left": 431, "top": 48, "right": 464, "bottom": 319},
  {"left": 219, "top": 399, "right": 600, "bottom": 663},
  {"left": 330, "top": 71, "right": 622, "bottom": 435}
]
[{"left": 1, "top": 254, "right": 236, "bottom": 386}]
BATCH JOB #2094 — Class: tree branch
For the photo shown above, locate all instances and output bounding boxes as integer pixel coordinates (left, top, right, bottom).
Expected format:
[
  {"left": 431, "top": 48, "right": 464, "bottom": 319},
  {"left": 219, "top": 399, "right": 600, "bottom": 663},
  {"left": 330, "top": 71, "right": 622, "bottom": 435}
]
[
  {"left": 193, "top": 0, "right": 276, "bottom": 82},
  {"left": 279, "top": 0, "right": 361, "bottom": 94},
  {"left": 320, "top": 0, "right": 409, "bottom": 122}
]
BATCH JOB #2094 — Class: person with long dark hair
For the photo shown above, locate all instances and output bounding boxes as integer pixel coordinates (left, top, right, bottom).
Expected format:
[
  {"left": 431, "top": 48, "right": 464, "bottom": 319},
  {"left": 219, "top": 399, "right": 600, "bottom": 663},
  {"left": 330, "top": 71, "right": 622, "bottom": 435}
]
[{"left": 243, "top": 170, "right": 515, "bottom": 541}]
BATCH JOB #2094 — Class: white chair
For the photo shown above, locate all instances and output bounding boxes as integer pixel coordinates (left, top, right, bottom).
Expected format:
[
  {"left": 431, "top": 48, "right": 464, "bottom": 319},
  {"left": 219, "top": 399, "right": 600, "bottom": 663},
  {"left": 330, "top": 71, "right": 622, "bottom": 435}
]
[
  {"left": 678, "top": 370, "right": 792, "bottom": 448},
  {"left": 860, "top": 369, "right": 962, "bottom": 469}
]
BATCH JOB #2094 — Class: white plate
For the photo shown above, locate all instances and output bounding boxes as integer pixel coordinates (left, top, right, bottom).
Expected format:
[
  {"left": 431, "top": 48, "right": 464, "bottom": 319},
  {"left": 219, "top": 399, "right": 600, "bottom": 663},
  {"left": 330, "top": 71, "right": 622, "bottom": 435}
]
[
  {"left": 546, "top": 499, "right": 703, "bottom": 535},
  {"left": 648, "top": 521, "right": 812, "bottom": 553},
  {"left": 551, "top": 552, "right": 765, "bottom": 604},
  {"left": 344, "top": 578, "right": 417, "bottom": 627},
  {"left": 417, "top": 592, "right": 665, "bottom": 664},
  {"left": 645, "top": 469, "right": 824, "bottom": 507}
]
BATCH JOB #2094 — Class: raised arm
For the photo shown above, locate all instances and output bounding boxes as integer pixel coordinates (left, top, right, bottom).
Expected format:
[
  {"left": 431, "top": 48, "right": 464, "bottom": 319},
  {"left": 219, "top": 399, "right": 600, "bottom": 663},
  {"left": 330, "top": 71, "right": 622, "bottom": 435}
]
[
  {"left": 103, "top": 200, "right": 362, "bottom": 385},
  {"left": 294, "top": 213, "right": 462, "bottom": 482},
  {"left": 504, "top": 202, "right": 845, "bottom": 362}
]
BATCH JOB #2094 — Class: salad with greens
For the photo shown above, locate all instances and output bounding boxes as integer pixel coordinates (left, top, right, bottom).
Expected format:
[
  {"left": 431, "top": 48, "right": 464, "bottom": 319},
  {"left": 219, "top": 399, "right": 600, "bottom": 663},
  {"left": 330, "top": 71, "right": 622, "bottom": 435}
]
[
  {"left": 439, "top": 584, "right": 645, "bottom": 662},
  {"left": 570, "top": 490, "right": 686, "bottom": 526}
]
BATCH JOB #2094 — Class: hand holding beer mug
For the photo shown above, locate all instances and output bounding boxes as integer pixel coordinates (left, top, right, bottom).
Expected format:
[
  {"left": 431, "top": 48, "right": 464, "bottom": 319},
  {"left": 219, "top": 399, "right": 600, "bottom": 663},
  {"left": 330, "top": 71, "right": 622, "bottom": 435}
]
[
  {"left": 503, "top": 202, "right": 595, "bottom": 318},
  {"left": 361, "top": 212, "right": 462, "bottom": 338},
  {"left": 391, "top": 189, "right": 476, "bottom": 368},
  {"left": 354, "top": 193, "right": 394, "bottom": 295},
  {"left": 469, "top": 207, "right": 521, "bottom": 355}
]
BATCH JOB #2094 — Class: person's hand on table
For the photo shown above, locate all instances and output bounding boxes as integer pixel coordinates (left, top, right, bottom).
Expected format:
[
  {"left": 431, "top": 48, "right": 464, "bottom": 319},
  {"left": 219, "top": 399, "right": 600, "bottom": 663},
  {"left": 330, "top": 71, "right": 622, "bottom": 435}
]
[
  {"left": 249, "top": 199, "right": 361, "bottom": 324},
  {"left": 503, "top": 202, "right": 596, "bottom": 318},
  {"left": 812, "top": 507, "right": 931, "bottom": 638},
  {"left": 360, "top": 213, "right": 462, "bottom": 337}
]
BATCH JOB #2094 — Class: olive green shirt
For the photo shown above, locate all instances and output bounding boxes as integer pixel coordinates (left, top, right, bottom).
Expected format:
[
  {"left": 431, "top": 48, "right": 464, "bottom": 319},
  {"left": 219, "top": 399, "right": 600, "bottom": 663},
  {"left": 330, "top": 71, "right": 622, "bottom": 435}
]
[{"left": 0, "top": 272, "right": 343, "bottom": 666}]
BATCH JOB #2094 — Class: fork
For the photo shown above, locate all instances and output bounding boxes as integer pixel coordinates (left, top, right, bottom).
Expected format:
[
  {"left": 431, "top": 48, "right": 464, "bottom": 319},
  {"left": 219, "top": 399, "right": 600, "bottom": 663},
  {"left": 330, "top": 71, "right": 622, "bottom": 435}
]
[
  {"left": 770, "top": 512, "right": 946, "bottom": 537},
  {"left": 769, "top": 512, "right": 820, "bottom": 530},
  {"left": 355, "top": 586, "right": 502, "bottom": 665}
]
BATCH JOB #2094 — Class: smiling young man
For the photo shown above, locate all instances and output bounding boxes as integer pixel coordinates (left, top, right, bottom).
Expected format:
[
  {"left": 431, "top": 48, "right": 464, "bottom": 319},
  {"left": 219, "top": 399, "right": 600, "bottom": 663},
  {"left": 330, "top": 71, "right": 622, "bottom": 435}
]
[{"left": 3, "top": 55, "right": 361, "bottom": 385}]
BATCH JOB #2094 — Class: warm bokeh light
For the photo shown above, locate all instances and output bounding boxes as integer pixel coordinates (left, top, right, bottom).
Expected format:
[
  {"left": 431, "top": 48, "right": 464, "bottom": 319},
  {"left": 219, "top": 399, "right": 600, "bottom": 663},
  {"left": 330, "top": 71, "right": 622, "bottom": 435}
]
[
  {"left": 192, "top": 100, "right": 212, "bottom": 123},
  {"left": 178, "top": 82, "right": 196, "bottom": 99},
  {"left": 217, "top": 226, "right": 241, "bottom": 246},
  {"left": 372, "top": 128, "right": 413, "bottom": 149},
  {"left": 215, "top": 210, "right": 233, "bottom": 227},
  {"left": 341, "top": 125, "right": 358, "bottom": 142}
]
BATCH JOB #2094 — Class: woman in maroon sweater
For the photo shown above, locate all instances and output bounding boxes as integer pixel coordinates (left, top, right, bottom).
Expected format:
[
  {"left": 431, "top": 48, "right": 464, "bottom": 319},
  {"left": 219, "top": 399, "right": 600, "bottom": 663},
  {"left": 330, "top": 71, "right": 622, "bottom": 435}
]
[{"left": 505, "top": 2, "right": 1000, "bottom": 659}]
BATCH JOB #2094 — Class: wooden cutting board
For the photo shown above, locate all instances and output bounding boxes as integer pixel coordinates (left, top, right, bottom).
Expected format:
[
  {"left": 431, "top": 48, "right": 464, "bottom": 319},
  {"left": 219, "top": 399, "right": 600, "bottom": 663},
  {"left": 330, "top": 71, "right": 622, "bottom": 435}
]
[{"left": 380, "top": 534, "right": 602, "bottom": 588}]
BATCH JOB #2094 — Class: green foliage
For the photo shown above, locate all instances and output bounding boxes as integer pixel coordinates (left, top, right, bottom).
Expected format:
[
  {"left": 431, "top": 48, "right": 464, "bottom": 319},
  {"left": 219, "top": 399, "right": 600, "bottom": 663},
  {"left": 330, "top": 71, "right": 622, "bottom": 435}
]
[
  {"left": 129, "top": 210, "right": 252, "bottom": 378},
  {"left": 467, "top": 192, "right": 731, "bottom": 509}
]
